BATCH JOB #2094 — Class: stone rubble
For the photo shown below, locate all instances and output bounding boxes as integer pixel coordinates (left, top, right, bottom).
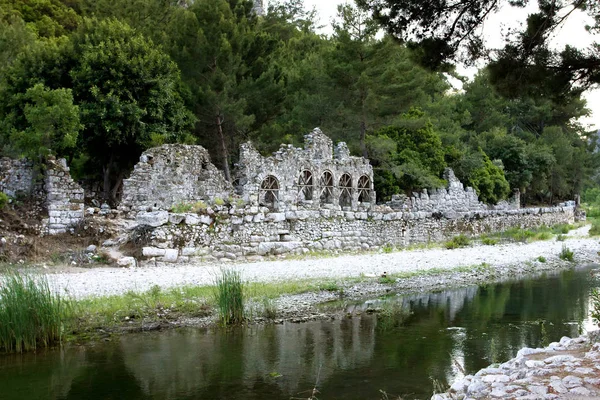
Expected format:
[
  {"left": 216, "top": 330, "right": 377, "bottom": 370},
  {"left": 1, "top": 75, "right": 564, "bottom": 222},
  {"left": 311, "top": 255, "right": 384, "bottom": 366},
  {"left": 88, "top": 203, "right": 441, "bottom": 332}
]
[{"left": 433, "top": 332, "right": 600, "bottom": 400}]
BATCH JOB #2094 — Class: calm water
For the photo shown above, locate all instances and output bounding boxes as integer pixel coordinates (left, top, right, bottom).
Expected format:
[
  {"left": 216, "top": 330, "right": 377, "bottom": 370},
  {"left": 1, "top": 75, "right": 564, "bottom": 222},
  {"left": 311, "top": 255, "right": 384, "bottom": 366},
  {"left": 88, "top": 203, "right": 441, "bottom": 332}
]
[{"left": 1, "top": 266, "right": 598, "bottom": 400}]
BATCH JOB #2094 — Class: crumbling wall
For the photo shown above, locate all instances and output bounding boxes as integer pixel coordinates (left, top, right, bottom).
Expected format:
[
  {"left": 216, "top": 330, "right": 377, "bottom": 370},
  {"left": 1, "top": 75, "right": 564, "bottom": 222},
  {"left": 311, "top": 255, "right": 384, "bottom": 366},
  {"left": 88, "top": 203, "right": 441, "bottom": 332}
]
[
  {"left": 234, "top": 128, "right": 375, "bottom": 212},
  {"left": 120, "top": 144, "right": 233, "bottom": 213},
  {"left": 385, "top": 168, "right": 487, "bottom": 216},
  {"left": 136, "top": 204, "right": 575, "bottom": 264},
  {"left": 0, "top": 158, "right": 35, "bottom": 197},
  {"left": 44, "top": 158, "right": 85, "bottom": 234}
]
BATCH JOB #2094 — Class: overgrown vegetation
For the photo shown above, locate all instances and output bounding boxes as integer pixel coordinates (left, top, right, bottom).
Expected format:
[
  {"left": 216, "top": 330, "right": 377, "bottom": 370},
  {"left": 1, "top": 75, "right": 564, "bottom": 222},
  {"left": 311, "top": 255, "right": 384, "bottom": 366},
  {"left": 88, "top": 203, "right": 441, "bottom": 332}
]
[
  {"left": 445, "top": 234, "right": 470, "bottom": 249},
  {"left": 0, "top": 271, "right": 71, "bottom": 353},
  {"left": 559, "top": 245, "right": 574, "bottom": 262},
  {"left": 1, "top": 0, "right": 597, "bottom": 205},
  {"left": 214, "top": 269, "right": 245, "bottom": 326}
]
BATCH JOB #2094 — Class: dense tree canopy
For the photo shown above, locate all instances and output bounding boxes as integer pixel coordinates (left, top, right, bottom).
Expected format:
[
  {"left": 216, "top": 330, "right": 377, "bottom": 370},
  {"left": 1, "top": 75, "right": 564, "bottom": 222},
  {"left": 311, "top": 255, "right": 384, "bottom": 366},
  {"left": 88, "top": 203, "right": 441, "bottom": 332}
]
[{"left": 0, "top": 0, "right": 597, "bottom": 206}]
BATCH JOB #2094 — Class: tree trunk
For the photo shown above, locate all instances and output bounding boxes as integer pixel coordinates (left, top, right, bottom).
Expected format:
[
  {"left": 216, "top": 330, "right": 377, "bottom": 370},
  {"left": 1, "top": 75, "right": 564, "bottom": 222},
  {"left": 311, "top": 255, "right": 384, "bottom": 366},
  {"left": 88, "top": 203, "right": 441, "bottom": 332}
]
[
  {"left": 102, "top": 159, "right": 112, "bottom": 204},
  {"left": 216, "top": 114, "right": 231, "bottom": 182}
]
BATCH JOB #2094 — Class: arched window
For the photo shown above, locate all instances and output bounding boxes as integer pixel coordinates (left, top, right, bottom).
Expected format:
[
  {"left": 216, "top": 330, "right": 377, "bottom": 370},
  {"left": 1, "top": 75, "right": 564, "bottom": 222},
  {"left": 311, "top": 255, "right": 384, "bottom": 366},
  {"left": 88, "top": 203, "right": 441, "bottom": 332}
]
[
  {"left": 358, "top": 175, "right": 371, "bottom": 203},
  {"left": 320, "top": 171, "right": 334, "bottom": 205},
  {"left": 339, "top": 173, "right": 352, "bottom": 207},
  {"left": 260, "top": 176, "right": 279, "bottom": 209},
  {"left": 298, "top": 170, "right": 314, "bottom": 201}
]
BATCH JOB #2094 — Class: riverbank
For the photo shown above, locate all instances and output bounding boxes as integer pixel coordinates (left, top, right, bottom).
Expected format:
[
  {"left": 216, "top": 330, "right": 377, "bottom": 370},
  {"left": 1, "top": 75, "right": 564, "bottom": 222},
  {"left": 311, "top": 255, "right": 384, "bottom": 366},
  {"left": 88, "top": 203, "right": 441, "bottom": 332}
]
[
  {"left": 26, "top": 226, "right": 595, "bottom": 336},
  {"left": 433, "top": 331, "right": 600, "bottom": 399},
  {"left": 1, "top": 225, "right": 598, "bottom": 342}
]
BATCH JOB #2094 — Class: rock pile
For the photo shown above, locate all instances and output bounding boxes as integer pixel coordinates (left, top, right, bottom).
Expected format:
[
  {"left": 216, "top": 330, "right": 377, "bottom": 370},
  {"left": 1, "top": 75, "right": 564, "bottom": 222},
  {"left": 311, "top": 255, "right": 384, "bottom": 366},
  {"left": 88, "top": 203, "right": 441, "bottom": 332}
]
[{"left": 433, "top": 332, "right": 600, "bottom": 399}]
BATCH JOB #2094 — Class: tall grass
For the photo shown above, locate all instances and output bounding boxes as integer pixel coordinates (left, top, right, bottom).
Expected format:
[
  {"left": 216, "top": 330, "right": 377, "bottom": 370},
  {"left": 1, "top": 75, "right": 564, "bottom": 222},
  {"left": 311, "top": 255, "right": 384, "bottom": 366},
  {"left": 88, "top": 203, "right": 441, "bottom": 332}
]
[
  {"left": 214, "top": 269, "right": 244, "bottom": 325},
  {"left": 0, "top": 271, "right": 70, "bottom": 353}
]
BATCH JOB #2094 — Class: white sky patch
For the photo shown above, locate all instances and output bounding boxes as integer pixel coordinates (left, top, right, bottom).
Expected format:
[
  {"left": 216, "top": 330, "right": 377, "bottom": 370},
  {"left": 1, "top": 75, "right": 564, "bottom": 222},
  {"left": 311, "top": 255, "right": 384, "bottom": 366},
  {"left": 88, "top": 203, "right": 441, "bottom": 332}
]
[{"left": 268, "top": 0, "right": 599, "bottom": 129}]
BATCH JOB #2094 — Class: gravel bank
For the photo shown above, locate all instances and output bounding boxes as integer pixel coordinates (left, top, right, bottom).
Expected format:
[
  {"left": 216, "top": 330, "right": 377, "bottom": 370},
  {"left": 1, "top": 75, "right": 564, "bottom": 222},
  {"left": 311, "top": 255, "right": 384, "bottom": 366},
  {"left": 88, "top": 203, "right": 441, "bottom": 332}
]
[
  {"left": 44, "top": 227, "right": 599, "bottom": 300},
  {"left": 433, "top": 332, "right": 600, "bottom": 400}
]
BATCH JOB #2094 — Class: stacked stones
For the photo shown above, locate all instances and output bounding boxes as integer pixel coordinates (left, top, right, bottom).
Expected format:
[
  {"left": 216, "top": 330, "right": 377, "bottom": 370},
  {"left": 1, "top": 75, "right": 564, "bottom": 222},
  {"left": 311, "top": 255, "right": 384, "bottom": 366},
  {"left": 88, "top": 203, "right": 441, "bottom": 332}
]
[
  {"left": 120, "top": 144, "right": 233, "bottom": 214},
  {"left": 45, "top": 158, "right": 85, "bottom": 235},
  {"left": 0, "top": 158, "right": 35, "bottom": 197},
  {"left": 433, "top": 333, "right": 600, "bottom": 399}
]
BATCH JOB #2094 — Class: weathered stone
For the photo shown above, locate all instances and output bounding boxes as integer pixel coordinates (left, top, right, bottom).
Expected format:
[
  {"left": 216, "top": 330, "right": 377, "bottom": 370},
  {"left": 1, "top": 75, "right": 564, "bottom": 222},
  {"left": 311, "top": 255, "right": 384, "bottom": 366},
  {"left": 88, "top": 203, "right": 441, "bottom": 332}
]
[
  {"left": 162, "top": 249, "right": 178, "bottom": 263},
  {"left": 142, "top": 247, "right": 166, "bottom": 257},
  {"left": 136, "top": 211, "right": 169, "bottom": 227},
  {"left": 117, "top": 256, "right": 137, "bottom": 268}
]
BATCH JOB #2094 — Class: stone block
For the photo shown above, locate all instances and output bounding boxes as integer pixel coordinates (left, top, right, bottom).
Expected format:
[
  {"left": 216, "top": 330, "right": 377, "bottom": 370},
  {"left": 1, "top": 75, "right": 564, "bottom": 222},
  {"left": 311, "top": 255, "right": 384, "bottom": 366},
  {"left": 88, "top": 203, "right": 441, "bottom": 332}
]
[
  {"left": 185, "top": 214, "right": 200, "bottom": 225},
  {"left": 162, "top": 249, "right": 179, "bottom": 263},
  {"left": 143, "top": 247, "right": 166, "bottom": 257},
  {"left": 267, "top": 213, "right": 286, "bottom": 222},
  {"left": 117, "top": 257, "right": 137, "bottom": 268},
  {"left": 169, "top": 213, "right": 186, "bottom": 224},
  {"left": 136, "top": 211, "right": 169, "bottom": 227}
]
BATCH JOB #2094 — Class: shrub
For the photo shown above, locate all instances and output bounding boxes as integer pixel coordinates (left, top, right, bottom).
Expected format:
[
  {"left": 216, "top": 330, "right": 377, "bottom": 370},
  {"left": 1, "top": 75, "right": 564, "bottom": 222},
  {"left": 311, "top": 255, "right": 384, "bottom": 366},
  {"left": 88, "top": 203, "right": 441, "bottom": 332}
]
[
  {"left": 589, "top": 220, "right": 600, "bottom": 236},
  {"left": 556, "top": 234, "right": 567, "bottom": 242},
  {"left": 537, "top": 256, "right": 547, "bottom": 263},
  {"left": 0, "top": 271, "right": 71, "bottom": 353},
  {"left": 0, "top": 192, "right": 8, "bottom": 210},
  {"left": 559, "top": 245, "right": 574, "bottom": 262},
  {"left": 213, "top": 197, "right": 225, "bottom": 206},
  {"left": 481, "top": 237, "right": 498, "bottom": 246},
  {"left": 192, "top": 201, "right": 207, "bottom": 212},
  {"left": 509, "top": 229, "right": 535, "bottom": 242},
  {"left": 552, "top": 224, "right": 573, "bottom": 235},
  {"left": 445, "top": 234, "right": 470, "bottom": 249},
  {"left": 214, "top": 269, "right": 244, "bottom": 325},
  {"left": 534, "top": 232, "right": 553, "bottom": 241},
  {"left": 382, "top": 244, "right": 394, "bottom": 253}
]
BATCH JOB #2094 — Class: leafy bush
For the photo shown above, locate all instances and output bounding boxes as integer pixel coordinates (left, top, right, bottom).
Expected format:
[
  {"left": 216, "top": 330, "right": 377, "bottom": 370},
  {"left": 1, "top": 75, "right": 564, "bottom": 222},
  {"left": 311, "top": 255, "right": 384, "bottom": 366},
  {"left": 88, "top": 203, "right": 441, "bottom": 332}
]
[
  {"left": 534, "top": 232, "right": 553, "bottom": 241},
  {"left": 171, "top": 202, "right": 193, "bottom": 213},
  {"left": 559, "top": 245, "right": 574, "bottom": 262},
  {"left": 0, "top": 192, "right": 8, "bottom": 210},
  {"left": 0, "top": 271, "right": 71, "bottom": 353},
  {"left": 551, "top": 224, "right": 573, "bottom": 235},
  {"left": 589, "top": 220, "right": 600, "bottom": 236},
  {"left": 383, "top": 244, "right": 394, "bottom": 253},
  {"left": 537, "top": 256, "right": 547, "bottom": 263},
  {"left": 481, "top": 237, "right": 498, "bottom": 246},
  {"left": 445, "top": 234, "right": 470, "bottom": 249},
  {"left": 556, "top": 234, "right": 567, "bottom": 242},
  {"left": 214, "top": 269, "right": 244, "bottom": 325}
]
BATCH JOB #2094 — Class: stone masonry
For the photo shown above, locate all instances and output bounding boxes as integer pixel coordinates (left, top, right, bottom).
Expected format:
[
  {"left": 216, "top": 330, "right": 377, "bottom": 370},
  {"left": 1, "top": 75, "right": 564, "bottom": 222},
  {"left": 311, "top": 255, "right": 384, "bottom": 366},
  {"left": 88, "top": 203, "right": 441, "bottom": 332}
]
[
  {"left": 44, "top": 157, "right": 85, "bottom": 235},
  {"left": 234, "top": 128, "right": 374, "bottom": 212},
  {"left": 120, "top": 144, "right": 233, "bottom": 213},
  {"left": 0, "top": 158, "right": 35, "bottom": 198}
]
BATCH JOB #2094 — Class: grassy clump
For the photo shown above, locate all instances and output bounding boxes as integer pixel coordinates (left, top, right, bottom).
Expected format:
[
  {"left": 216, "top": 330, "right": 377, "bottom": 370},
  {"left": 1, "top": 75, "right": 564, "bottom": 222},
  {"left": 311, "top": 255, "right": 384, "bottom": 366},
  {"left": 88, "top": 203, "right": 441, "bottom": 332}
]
[
  {"left": 537, "top": 256, "right": 547, "bottom": 263},
  {"left": 382, "top": 244, "right": 394, "bottom": 253},
  {"left": 551, "top": 224, "right": 574, "bottom": 235},
  {"left": 0, "top": 271, "right": 71, "bottom": 353},
  {"left": 214, "top": 269, "right": 244, "bottom": 325},
  {"left": 559, "top": 245, "right": 574, "bottom": 262},
  {"left": 481, "top": 237, "right": 498, "bottom": 246},
  {"left": 0, "top": 192, "right": 8, "bottom": 210},
  {"left": 592, "top": 289, "right": 600, "bottom": 327},
  {"left": 556, "top": 234, "right": 567, "bottom": 242},
  {"left": 445, "top": 234, "right": 470, "bottom": 249},
  {"left": 589, "top": 219, "right": 600, "bottom": 236}
]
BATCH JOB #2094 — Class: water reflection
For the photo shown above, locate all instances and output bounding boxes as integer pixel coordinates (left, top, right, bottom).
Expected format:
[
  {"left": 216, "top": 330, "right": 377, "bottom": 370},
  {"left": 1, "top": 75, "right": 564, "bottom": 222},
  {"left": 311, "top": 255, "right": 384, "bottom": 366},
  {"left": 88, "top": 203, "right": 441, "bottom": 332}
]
[{"left": 0, "top": 267, "right": 596, "bottom": 400}]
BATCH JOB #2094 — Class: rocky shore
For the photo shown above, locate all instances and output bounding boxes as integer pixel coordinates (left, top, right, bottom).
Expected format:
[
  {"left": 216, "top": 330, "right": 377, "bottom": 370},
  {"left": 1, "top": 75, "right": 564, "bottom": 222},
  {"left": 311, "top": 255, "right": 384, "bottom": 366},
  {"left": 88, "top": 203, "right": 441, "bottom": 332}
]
[{"left": 433, "top": 331, "right": 600, "bottom": 400}]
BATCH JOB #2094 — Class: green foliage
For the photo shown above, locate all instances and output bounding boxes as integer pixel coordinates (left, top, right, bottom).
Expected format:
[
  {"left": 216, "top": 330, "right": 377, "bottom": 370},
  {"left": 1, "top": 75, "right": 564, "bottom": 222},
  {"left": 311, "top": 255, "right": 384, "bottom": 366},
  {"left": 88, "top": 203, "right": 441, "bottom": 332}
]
[
  {"left": 171, "top": 202, "right": 193, "bottom": 214},
  {"left": 382, "top": 244, "right": 394, "bottom": 253},
  {"left": 0, "top": 192, "right": 8, "bottom": 210},
  {"left": 551, "top": 224, "right": 573, "bottom": 235},
  {"left": 556, "top": 234, "right": 567, "bottom": 242},
  {"left": 7, "top": 83, "right": 80, "bottom": 160},
  {"left": 537, "top": 256, "right": 546, "bottom": 263},
  {"left": 445, "top": 234, "right": 470, "bottom": 249},
  {"left": 214, "top": 268, "right": 244, "bottom": 325},
  {"left": 457, "top": 149, "right": 510, "bottom": 204},
  {"left": 368, "top": 108, "right": 446, "bottom": 199},
  {"left": 0, "top": 271, "right": 71, "bottom": 353},
  {"left": 559, "top": 245, "right": 574, "bottom": 262},
  {"left": 589, "top": 220, "right": 600, "bottom": 236},
  {"left": 481, "top": 237, "right": 498, "bottom": 246}
]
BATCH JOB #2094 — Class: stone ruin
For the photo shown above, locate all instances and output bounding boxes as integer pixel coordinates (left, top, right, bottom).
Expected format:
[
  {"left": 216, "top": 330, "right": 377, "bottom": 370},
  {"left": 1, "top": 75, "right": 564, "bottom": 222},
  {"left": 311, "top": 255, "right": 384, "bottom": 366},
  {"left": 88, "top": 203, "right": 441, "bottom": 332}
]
[
  {"left": 120, "top": 144, "right": 233, "bottom": 213},
  {"left": 234, "top": 128, "right": 374, "bottom": 212},
  {"left": 0, "top": 156, "right": 85, "bottom": 234}
]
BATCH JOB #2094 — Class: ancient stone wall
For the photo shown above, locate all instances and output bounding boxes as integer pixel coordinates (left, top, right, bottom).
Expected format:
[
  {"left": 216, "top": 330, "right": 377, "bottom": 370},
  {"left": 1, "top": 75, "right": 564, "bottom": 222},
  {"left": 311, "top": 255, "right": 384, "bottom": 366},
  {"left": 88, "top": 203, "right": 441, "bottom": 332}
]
[
  {"left": 44, "top": 158, "right": 85, "bottom": 235},
  {"left": 0, "top": 158, "right": 35, "bottom": 197},
  {"left": 120, "top": 144, "right": 233, "bottom": 213},
  {"left": 234, "top": 128, "right": 375, "bottom": 212},
  {"left": 137, "top": 205, "right": 575, "bottom": 264}
]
